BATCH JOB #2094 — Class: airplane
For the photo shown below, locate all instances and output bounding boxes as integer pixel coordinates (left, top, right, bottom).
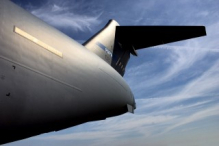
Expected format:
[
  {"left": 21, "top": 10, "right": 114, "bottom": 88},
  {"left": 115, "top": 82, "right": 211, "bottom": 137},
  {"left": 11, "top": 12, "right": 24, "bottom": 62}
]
[{"left": 0, "top": 0, "right": 206, "bottom": 144}]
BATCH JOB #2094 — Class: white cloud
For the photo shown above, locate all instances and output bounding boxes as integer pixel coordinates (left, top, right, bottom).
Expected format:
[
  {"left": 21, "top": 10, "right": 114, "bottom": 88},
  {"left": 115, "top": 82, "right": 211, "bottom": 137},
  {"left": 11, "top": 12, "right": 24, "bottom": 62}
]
[
  {"left": 164, "top": 104, "right": 219, "bottom": 132},
  {"left": 137, "top": 99, "right": 213, "bottom": 115},
  {"left": 133, "top": 58, "right": 219, "bottom": 111},
  {"left": 29, "top": 1, "right": 102, "bottom": 32},
  {"left": 39, "top": 131, "right": 111, "bottom": 140},
  {"left": 51, "top": 4, "right": 64, "bottom": 12},
  {"left": 37, "top": 114, "right": 177, "bottom": 141},
  {"left": 126, "top": 42, "right": 208, "bottom": 90},
  {"left": 198, "top": 11, "right": 209, "bottom": 17}
]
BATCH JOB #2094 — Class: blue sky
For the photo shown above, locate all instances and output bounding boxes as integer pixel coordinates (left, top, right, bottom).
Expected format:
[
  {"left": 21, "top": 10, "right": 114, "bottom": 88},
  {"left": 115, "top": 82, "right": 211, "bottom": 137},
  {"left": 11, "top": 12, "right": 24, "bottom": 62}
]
[{"left": 5, "top": 0, "right": 219, "bottom": 145}]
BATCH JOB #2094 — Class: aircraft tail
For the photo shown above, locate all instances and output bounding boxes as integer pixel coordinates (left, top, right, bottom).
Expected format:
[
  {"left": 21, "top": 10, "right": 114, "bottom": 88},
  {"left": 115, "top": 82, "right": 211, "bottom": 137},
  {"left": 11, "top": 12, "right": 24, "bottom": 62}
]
[{"left": 83, "top": 20, "right": 206, "bottom": 76}]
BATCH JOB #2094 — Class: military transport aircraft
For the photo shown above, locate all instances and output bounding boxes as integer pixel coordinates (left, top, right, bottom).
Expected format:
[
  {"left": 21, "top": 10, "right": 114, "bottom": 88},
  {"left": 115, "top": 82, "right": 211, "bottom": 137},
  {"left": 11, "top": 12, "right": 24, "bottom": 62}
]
[{"left": 0, "top": 0, "right": 206, "bottom": 144}]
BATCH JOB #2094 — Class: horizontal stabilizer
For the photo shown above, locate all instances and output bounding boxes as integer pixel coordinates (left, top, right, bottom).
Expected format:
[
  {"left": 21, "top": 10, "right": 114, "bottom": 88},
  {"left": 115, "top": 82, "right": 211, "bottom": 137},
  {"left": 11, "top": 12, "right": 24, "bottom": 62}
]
[
  {"left": 115, "top": 26, "right": 206, "bottom": 50},
  {"left": 83, "top": 19, "right": 207, "bottom": 76}
]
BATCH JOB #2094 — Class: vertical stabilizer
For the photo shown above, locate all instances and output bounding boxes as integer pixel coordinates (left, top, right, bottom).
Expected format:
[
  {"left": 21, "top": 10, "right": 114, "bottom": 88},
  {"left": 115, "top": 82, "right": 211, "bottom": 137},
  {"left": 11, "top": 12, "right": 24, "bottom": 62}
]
[{"left": 83, "top": 20, "right": 119, "bottom": 65}]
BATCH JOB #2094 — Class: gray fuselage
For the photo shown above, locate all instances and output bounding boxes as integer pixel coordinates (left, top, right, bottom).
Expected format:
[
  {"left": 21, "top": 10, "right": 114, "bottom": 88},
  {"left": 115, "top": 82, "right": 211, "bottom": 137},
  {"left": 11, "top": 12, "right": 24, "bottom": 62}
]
[{"left": 0, "top": 0, "right": 135, "bottom": 144}]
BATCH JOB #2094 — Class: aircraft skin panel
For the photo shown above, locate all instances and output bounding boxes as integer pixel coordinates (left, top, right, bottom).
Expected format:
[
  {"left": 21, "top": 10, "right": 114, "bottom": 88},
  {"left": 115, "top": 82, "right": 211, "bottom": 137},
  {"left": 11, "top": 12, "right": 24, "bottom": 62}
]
[{"left": 0, "top": 0, "right": 135, "bottom": 144}]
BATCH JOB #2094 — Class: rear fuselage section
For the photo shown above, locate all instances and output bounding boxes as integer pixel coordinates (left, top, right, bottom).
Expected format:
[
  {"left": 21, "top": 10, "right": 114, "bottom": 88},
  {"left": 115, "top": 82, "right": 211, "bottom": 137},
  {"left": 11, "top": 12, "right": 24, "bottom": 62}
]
[{"left": 0, "top": 0, "right": 135, "bottom": 144}]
